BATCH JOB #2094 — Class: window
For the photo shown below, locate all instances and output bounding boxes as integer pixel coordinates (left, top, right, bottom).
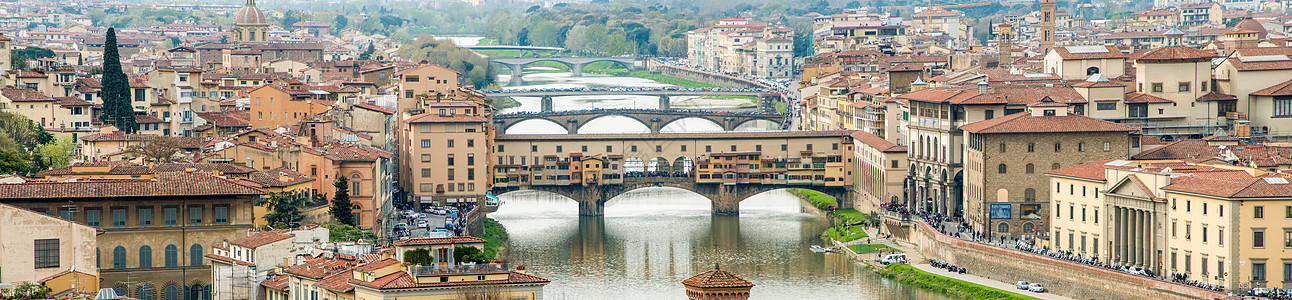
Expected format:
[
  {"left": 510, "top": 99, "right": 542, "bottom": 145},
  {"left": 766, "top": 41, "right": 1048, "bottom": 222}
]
[
  {"left": 138, "top": 207, "right": 153, "bottom": 226},
  {"left": 139, "top": 245, "right": 153, "bottom": 268},
  {"left": 1255, "top": 262, "right": 1267, "bottom": 281},
  {"left": 113, "top": 246, "right": 126, "bottom": 269},
  {"left": 468, "top": 168, "right": 475, "bottom": 180},
  {"left": 1152, "top": 82, "right": 1163, "bottom": 92},
  {"left": 189, "top": 206, "right": 202, "bottom": 225},
  {"left": 421, "top": 154, "right": 431, "bottom": 162},
  {"left": 467, "top": 139, "right": 474, "bottom": 147},
  {"left": 1025, "top": 163, "right": 1034, "bottom": 174},
  {"left": 1286, "top": 229, "right": 1292, "bottom": 248},
  {"left": 447, "top": 139, "right": 455, "bottom": 147},
  {"left": 731, "top": 145, "right": 737, "bottom": 151},
  {"left": 555, "top": 145, "right": 562, "bottom": 152},
  {"left": 985, "top": 110, "right": 995, "bottom": 119},
  {"left": 190, "top": 244, "right": 203, "bottom": 266},
  {"left": 447, "top": 154, "right": 455, "bottom": 165},
  {"left": 405, "top": 75, "right": 419, "bottom": 82},
  {"left": 165, "top": 245, "right": 177, "bottom": 267},
  {"left": 1275, "top": 96, "right": 1292, "bottom": 117},
  {"left": 1086, "top": 66, "right": 1100, "bottom": 75},
  {"left": 1027, "top": 143, "right": 1034, "bottom": 152},
  {"left": 164, "top": 208, "right": 177, "bottom": 226},
  {"left": 1178, "top": 82, "right": 1189, "bottom": 92},
  {"left": 1287, "top": 205, "right": 1292, "bottom": 218},
  {"left": 34, "top": 239, "right": 59, "bottom": 268},
  {"left": 1077, "top": 142, "right": 1084, "bottom": 152},
  {"left": 1054, "top": 142, "right": 1061, "bottom": 152},
  {"left": 447, "top": 169, "right": 455, "bottom": 180},
  {"left": 997, "top": 164, "right": 1007, "bottom": 173},
  {"left": 1256, "top": 229, "right": 1266, "bottom": 248},
  {"left": 606, "top": 145, "right": 613, "bottom": 152},
  {"left": 999, "top": 143, "right": 1006, "bottom": 152},
  {"left": 998, "top": 223, "right": 1009, "bottom": 233},
  {"left": 1256, "top": 206, "right": 1265, "bottom": 219},
  {"left": 1103, "top": 142, "right": 1111, "bottom": 152},
  {"left": 1285, "top": 262, "right": 1292, "bottom": 282},
  {"left": 421, "top": 168, "right": 431, "bottom": 177},
  {"left": 420, "top": 139, "right": 430, "bottom": 148},
  {"left": 213, "top": 206, "right": 228, "bottom": 224},
  {"left": 87, "top": 209, "right": 101, "bottom": 227}
]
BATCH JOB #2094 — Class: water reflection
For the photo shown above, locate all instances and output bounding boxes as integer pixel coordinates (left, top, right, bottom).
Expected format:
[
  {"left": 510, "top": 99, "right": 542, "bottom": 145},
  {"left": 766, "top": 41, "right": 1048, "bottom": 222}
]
[{"left": 490, "top": 189, "right": 950, "bottom": 299}]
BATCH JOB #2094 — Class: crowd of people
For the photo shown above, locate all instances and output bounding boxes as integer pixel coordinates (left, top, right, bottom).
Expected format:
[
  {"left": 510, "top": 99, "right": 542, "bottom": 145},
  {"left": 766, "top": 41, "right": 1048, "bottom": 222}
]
[{"left": 497, "top": 107, "right": 783, "bottom": 117}]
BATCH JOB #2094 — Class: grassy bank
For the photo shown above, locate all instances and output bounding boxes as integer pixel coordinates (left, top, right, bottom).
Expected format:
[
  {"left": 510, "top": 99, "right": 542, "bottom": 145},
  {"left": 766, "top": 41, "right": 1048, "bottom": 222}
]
[
  {"left": 473, "top": 217, "right": 509, "bottom": 261},
  {"left": 627, "top": 70, "right": 723, "bottom": 88},
  {"left": 850, "top": 243, "right": 899, "bottom": 254},
  {"left": 776, "top": 102, "right": 787, "bottom": 113},
  {"left": 488, "top": 96, "right": 521, "bottom": 110},
  {"left": 788, "top": 188, "right": 836, "bottom": 210},
  {"left": 875, "top": 264, "right": 1043, "bottom": 300}
]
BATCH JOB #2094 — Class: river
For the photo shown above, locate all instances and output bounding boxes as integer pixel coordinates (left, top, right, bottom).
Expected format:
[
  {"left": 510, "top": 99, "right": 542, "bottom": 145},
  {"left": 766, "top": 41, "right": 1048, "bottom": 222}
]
[{"left": 486, "top": 66, "right": 948, "bottom": 299}]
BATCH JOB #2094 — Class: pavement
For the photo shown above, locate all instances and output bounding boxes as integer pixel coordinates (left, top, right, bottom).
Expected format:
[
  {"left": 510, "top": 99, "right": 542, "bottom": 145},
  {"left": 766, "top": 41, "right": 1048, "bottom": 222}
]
[{"left": 911, "top": 263, "right": 1074, "bottom": 300}]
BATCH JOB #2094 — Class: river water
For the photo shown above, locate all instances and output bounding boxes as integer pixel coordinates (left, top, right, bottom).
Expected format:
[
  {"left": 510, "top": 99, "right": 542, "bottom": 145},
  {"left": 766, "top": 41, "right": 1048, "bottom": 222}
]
[{"left": 487, "top": 67, "right": 947, "bottom": 299}]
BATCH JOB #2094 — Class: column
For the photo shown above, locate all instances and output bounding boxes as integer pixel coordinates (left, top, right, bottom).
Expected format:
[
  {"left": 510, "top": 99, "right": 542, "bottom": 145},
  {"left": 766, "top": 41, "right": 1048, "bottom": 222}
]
[
  {"left": 1115, "top": 208, "right": 1123, "bottom": 264},
  {"left": 1128, "top": 209, "right": 1137, "bottom": 266},
  {"left": 1138, "top": 210, "right": 1146, "bottom": 267}
]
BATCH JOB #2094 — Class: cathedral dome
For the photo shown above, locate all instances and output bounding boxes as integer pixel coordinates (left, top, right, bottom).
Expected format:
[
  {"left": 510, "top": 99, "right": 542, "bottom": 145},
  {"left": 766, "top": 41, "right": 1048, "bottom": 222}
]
[
  {"left": 234, "top": 0, "right": 267, "bottom": 25},
  {"left": 1234, "top": 18, "right": 1268, "bottom": 40}
]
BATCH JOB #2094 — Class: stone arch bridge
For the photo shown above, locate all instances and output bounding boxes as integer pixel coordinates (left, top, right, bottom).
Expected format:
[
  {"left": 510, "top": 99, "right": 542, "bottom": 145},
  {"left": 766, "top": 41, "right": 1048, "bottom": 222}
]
[
  {"left": 493, "top": 57, "right": 640, "bottom": 85},
  {"left": 491, "top": 178, "right": 854, "bottom": 216},
  {"left": 493, "top": 109, "right": 784, "bottom": 134}
]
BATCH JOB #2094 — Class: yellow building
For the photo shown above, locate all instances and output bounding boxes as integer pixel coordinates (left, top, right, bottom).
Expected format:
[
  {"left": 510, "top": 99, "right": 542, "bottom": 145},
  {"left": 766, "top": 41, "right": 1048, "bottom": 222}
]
[
  {"left": 247, "top": 83, "right": 334, "bottom": 130},
  {"left": 0, "top": 203, "right": 99, "bottom": 295},
  {"left": 404, "top": 100, "right": 490, "bottom": 208},
  {"left": 1048, "top": 159, "right": 1292, "bottom": 290}
]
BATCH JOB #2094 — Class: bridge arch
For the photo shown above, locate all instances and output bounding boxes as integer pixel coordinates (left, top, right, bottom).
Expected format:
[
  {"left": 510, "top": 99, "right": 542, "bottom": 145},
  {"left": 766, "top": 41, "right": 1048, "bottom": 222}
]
[
  {"left": 501, "top": 118, "right": 567, "bottom": 134},
  {"left": 575, "top": 59, "right": 636, "bottom": 73},
  {"left": 574, "top": 114, "right": 654, "bottom": 134},
  {"left": 731, "top": 118, "right": 784, "bottom": 131},
  {"left": 659, "top": 117, "right": 724, "bottom": 133}
]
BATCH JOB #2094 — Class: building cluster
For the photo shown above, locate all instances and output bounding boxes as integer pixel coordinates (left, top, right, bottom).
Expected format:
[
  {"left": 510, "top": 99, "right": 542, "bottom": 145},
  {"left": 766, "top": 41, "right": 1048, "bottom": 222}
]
[
  {"left": 0, "top": 0, "right": 556, "bottom": 299},
  {"left": 798, "top": 0, "right": 1292, "bottom": 292},
  {"left": 686, "top": 17, "right": 796, "bottom": 79}
]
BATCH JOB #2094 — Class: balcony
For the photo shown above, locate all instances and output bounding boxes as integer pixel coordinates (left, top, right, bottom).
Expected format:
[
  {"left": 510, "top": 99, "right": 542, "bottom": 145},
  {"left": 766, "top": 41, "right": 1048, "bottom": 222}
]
[{"left": 410, "top": 263, "right": 510, "bottom": 276}]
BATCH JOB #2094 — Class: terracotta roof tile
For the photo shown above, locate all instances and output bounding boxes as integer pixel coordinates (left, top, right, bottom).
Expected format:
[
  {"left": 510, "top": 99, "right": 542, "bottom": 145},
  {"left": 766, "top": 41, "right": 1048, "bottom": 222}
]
[
  {"left": 1052, "top": 46, "right": 1127, "bottom": 60},
  {"left": 1196, "top": 91, "right": 1238, "bottom": 101},
  {"left": 1132, "top": 139, "right": 1221, "bottom": 160},
  {"left": 1125, "top": 92, "right": 1175, "bottom": 104},
  {"left": 681, "top": 268, "right": 754, "bottom": 289},
  {"left": 392, "top": 236, "right": 486, "bottom": 246},
  {"left": 1251, "top": 78, "right": 1292, "bottom": 96},
  {"left": 406, "top": 113, "right": 487, "bottom": 124},
  {"left": 1132, "top": 46, "right": 1218, "bottom": 61},
  {"left": 1046, "top": 158, "right": 1119, "bottom": 181},
  {"left": 850, "top": 131, "right": 904, "bottom": 152},
  {"left": 284, "top": 257, "right": 358, "bottom": 280},
  {"left": 353, "top": 258, "right": 399, "bottom": 272},
  {"left": 0, "top": 172, "right": 266, "bottom": 199},
  {"left": 316, "top": 270, "right": 355, "bottom": 293},
  {"left": 1164, "top": 175, "right": 1292, "bottom": 198},
  {"left": 2, "top": 88, "right": 54, "bottom": 102},
  {"left": 959, "top": 112, "right": 1139, "bottom": 134},
  {"left": 262, "top": 275, "right": 290, "bottom": 290},
  {"left": 228, "top": 230, "right": 294, "bottom": 248},
  {"left": 205, "top": 253, "right": 256, "bottom": 266}
]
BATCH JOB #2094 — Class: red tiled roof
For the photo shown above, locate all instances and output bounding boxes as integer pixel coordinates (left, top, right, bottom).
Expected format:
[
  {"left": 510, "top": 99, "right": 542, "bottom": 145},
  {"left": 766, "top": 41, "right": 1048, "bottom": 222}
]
[
  {"left": 349, "top": 271, "right": 549, "bottom": 290},
  {"left": 1052, "top": 46, "right": 1127, "bottom": 60},
  {"left": 1196, "top": 91, "right": 1237, "bottom": 101},
  {"left": 316, "top": 270, "right": 355, "bottom": 293},
  {"left": 353, "top": 258, "right": 399, "bottom": 272},
  {"left": 249, "top": 167, "right": 314, "bottom": 187},
  {"left": 2, "top": 88, "right": 54, "bottom": 102},
  {"left": 0, "top": 172, "right": 266, "bottom": 199},
  {"left": 1132, "top": 46, "right": 1218, "bottom": 61},
  {"left": 353, "top": 103, "right": 395, "bottom": 115},
  {"left": 1164, "top": 175, "right": 1292, "bottom": 198},
  {"left": 681, "top": 268, "right": 754, "bottom": 289},
  {"left": 392, "top": 236, "right": 486, "bottom": 246},
  {"left": 1251, "top": 78, "right": 1292, "bottom": 96},
  {"left": 406, "top": 113, "right": 488, "bottom": 123},
  {"left": 1132, "top": 139, "right": 1221, "bottom": 160},
  {"left": 900, "top": 86, "right": 1086, "bottom": 106},
  {"left": 205, "top": 253, "right": 256, "bottom": 266},
  {"left": 1124, "top": 92, "right": 1174, "bottom": 104},
  {"left": 284, "top": 257, "right": 358, "bottom": 280},
  {"left": 262, "top": 275, "right": 290, "bottom": 290},
  {"left": 959, "top": 112, "right": 1139, "bottom": 134},
  {"left": 197, "top": 111, "right": 252, "bottom": 128},
  {"left": 228, "top": 230, "right": 295, "bottom": 248},
  {"left": 850, "top": 131, "right": 904, "bottom": 152},
  {"left": 1225, "top": 57, "right": 1292, "bottom": 71},
  {"left": 54, "top": 97, "right": 93, "bottom": 106},
  {"left": 1046, "top": 158, "right": 1119, "bottom": 181}
]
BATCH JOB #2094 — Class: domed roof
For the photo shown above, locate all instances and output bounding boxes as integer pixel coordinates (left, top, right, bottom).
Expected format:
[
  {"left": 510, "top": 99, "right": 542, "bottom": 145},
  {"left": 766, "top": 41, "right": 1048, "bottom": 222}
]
[
  {"left": 1234, "top": 18, "right": 1268, "bottom": 40},
  {"left": 234, "top": 0, "right": 267, "bottom": 25}
]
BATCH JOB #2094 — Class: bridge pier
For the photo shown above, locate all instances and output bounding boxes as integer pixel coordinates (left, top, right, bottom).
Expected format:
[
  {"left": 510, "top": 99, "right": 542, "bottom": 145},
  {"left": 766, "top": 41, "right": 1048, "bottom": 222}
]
[
  {"left": 541, "top": 96, "right": 554, "bottom": 112},
  {"left": 658, "top": 95, "right": 670, "bottom": 110},
  {"left": 570, "top": 62, "right": 586, "bottom": 77},
  {"left": 505, "top": 63, "right": 525, "bottom": 86}
]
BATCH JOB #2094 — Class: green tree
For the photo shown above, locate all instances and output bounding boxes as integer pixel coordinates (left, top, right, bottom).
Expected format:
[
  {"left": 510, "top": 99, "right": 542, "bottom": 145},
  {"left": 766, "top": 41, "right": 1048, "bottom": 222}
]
[
  {"left": 100, "top": 28, "right": 136, "bottom": 133},
  {"left": 124, "top": 136, "right": 184, "bottom": 163},
  {"left": 330, "top": 175, "right": 356, "bottom": 226},
  {"left": 35, "top": 136, "right": 76, "bottom": 169},
  {"left": 0, "top": 112, "right": 52, "bottom": 148},
  {"left": 403, "top": 249, "right": 433, "bottom": 265},
  {"left": 359, "top": 43, "right": 374, "bottom": 60},
  {"left": 324, "top": 224, "right": 376, "bottom": 242},
  {"left": 262, "top": 191, "right": 308, "bottom": 229},
  {"left": 10, "top": 47, "right": 55, "bottom": 71},
  {"left": 453, "top": 246, "right": 488, "bottom": 264},
  {"left": 333, "top": 14, "right": 348, "bottom": 31},
  {"left": 0, "top": 148, "right": 30, "bottom": 175}
]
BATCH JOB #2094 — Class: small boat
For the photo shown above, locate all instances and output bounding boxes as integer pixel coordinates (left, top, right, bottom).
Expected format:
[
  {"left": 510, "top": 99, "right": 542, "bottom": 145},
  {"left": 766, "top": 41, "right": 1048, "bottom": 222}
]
[{"left": 810, "top": 245, "right": 838, "bottom": 253}]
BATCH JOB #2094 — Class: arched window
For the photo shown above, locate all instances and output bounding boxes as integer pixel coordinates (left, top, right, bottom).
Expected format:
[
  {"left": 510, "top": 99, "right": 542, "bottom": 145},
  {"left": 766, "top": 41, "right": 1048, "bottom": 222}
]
[
  {"left": 165, "top": 285, "right": 179, "bottom": 300},
  {"left": 1078, "top": 142, "right": 1085, "bottom": 152},
  {"left": 188, "top": 284, "right": 203, "bottom": 300},
  {"left": 165, "top": 245, "right": 178, "bottom": 267},
  {"left": 1027, "top": 143, "right": 1035, "bottom": 152},
  {"left": 1023, "top": 222, "right": 1035, "bottom": 233},
  {"left": 190, "top": 244, "right": 203, "bottom": 266},
  {"left": 1052, "top": 163, "right": 1061, "bottom": 170},
  {"left": 139, "top": 285, "right": 155, "bottom": 300},
  {"left": 1025, "top": 188, "right": 1037, "bottom": 201},
  {"left": 997, "top": 164, "right": 1007, "bottom": 174},
  {"left": 113, "top": 246, "right": 126, "bottom": 269},
  {"left": 998, "top": 223, "right": 1009, "bottom": 233},
  {"left": 1086, "top": 66, "right": 1100, "bottom": 75},
  {"left": 139, "top": 245, "right": 153, "bottom": 268},
  {"left": 1054, "top": 142, "right": 1062, "bottom": 152},
  {"left": 1025, "top": 163, "right": 1035, "bottom": 174}
]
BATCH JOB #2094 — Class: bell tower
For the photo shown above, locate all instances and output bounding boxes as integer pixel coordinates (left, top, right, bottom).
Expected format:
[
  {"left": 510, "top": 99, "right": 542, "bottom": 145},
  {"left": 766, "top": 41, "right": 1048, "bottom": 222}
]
[{"left": 1039, "top": 0, "right": 1056, "bottom": 53}]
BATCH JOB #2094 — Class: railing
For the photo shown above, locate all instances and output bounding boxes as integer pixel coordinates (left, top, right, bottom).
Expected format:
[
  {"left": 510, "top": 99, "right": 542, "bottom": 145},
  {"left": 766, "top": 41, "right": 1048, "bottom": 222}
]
[{"left": 409, "top": 263, "right": 509, "bottom": 276}]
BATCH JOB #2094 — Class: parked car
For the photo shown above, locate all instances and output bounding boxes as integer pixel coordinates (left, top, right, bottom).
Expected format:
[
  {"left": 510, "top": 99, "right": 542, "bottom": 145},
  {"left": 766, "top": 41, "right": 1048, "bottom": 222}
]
[
  {"left": 1016, "top": 281, "right": 1030, "bottom": 290},
  {"left": 880, "top": 254, "right": 907, "bottom": 265},
  {"left": 1125, "top": 266, "right": 1146, "bottom": 276},
  {"left": 1028, "top": 283, "right": 1046, "bottom": 293}
]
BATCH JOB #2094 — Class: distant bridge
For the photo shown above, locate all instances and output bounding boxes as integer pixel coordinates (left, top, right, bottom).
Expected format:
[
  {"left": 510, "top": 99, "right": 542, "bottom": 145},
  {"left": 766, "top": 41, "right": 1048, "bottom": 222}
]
[
  {"left": 491, "top": 57, "right": 641, "bottom": 85},
  {"left": 494, "top": 109, "right": 784, "bottom": 134},
  {"left": 464, "top": 45, "right": 566, "bottom": 51},
  {"left": 488, "top": 131, "right": 857, "bottom": 215}
]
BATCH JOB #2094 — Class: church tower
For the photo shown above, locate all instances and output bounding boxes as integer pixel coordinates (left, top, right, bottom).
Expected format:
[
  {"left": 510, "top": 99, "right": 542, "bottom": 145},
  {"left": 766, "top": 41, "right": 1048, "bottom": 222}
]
[
  {"left": 233, "top": 0, "right": 269, "bottom": 44},
  {"left": 997, "top": 23, "right": 1013, "bottom": 68},
  {"left": 1039, "top": 0, "right": 1056, "bottom": 54}
]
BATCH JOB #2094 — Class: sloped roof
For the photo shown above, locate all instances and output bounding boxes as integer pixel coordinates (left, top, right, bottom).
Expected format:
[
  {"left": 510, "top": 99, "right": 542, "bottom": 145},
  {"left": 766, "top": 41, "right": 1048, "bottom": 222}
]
[
  {"left": 959, "top": 112, "right": 1139, "bottom": 134},
  {"left": 0, "top": 172, "right": 266, "bottom": 199},
  {"left": 1046, "top": 158, "right": 1119, "bottom": 181},
  {"left": 1124, "top": 92, "right": 1175, "bottom": 104},
  {"left": 227, "top": 230, "right": 295, "bottom": 248},
  {"left": 1132, "top": 46, "right": 1218, "bottom": 61},
  {"left": 681, "top": 267, "right": 755, "bottom": 289},
  {"left": 1251, "top": 78, "right": 1292, "bottom": 96},
  {"left": 1164, "top": 176, "right": 1292, "bottom": 198}
]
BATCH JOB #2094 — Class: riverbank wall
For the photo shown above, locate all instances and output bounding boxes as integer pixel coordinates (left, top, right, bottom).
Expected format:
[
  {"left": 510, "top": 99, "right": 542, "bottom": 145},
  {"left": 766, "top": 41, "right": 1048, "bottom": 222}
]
[
  {"left": 883, "top": 216, "right": 1226, "bottom": 300},
  {"left": 645, "top": 60, "right": 768, "bottom": 89}
]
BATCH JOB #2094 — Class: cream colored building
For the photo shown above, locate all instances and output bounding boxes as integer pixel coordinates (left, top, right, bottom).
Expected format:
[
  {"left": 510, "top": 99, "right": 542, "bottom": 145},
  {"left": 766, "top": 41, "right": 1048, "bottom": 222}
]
[
  {"left": 1043, "top": 46, "right": 1128, "bottom": 81},
  {"left": 851, "top": 131, "right": 907, "bottom": 211},
  {"left": 687, "top": 17, "right": 795, "bottom": 79},
  {"left": 0, "top": 202, "right": 98, "bottom": 292},
  {"left": 404, "top": 100, "right": 491, "bottom": 207},
  {"left": 1048, "top": 159, "right": 1292, "bottom": 290}
]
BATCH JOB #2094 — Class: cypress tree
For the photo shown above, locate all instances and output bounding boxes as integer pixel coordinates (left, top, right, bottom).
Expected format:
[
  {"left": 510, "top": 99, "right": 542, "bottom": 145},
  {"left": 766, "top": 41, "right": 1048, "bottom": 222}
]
[
  {"left": 99, "top": 28, "right": 136, "bottom": 133},
  {"left": 330, "top": 175, "right": 356, "bottom": 226}
]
